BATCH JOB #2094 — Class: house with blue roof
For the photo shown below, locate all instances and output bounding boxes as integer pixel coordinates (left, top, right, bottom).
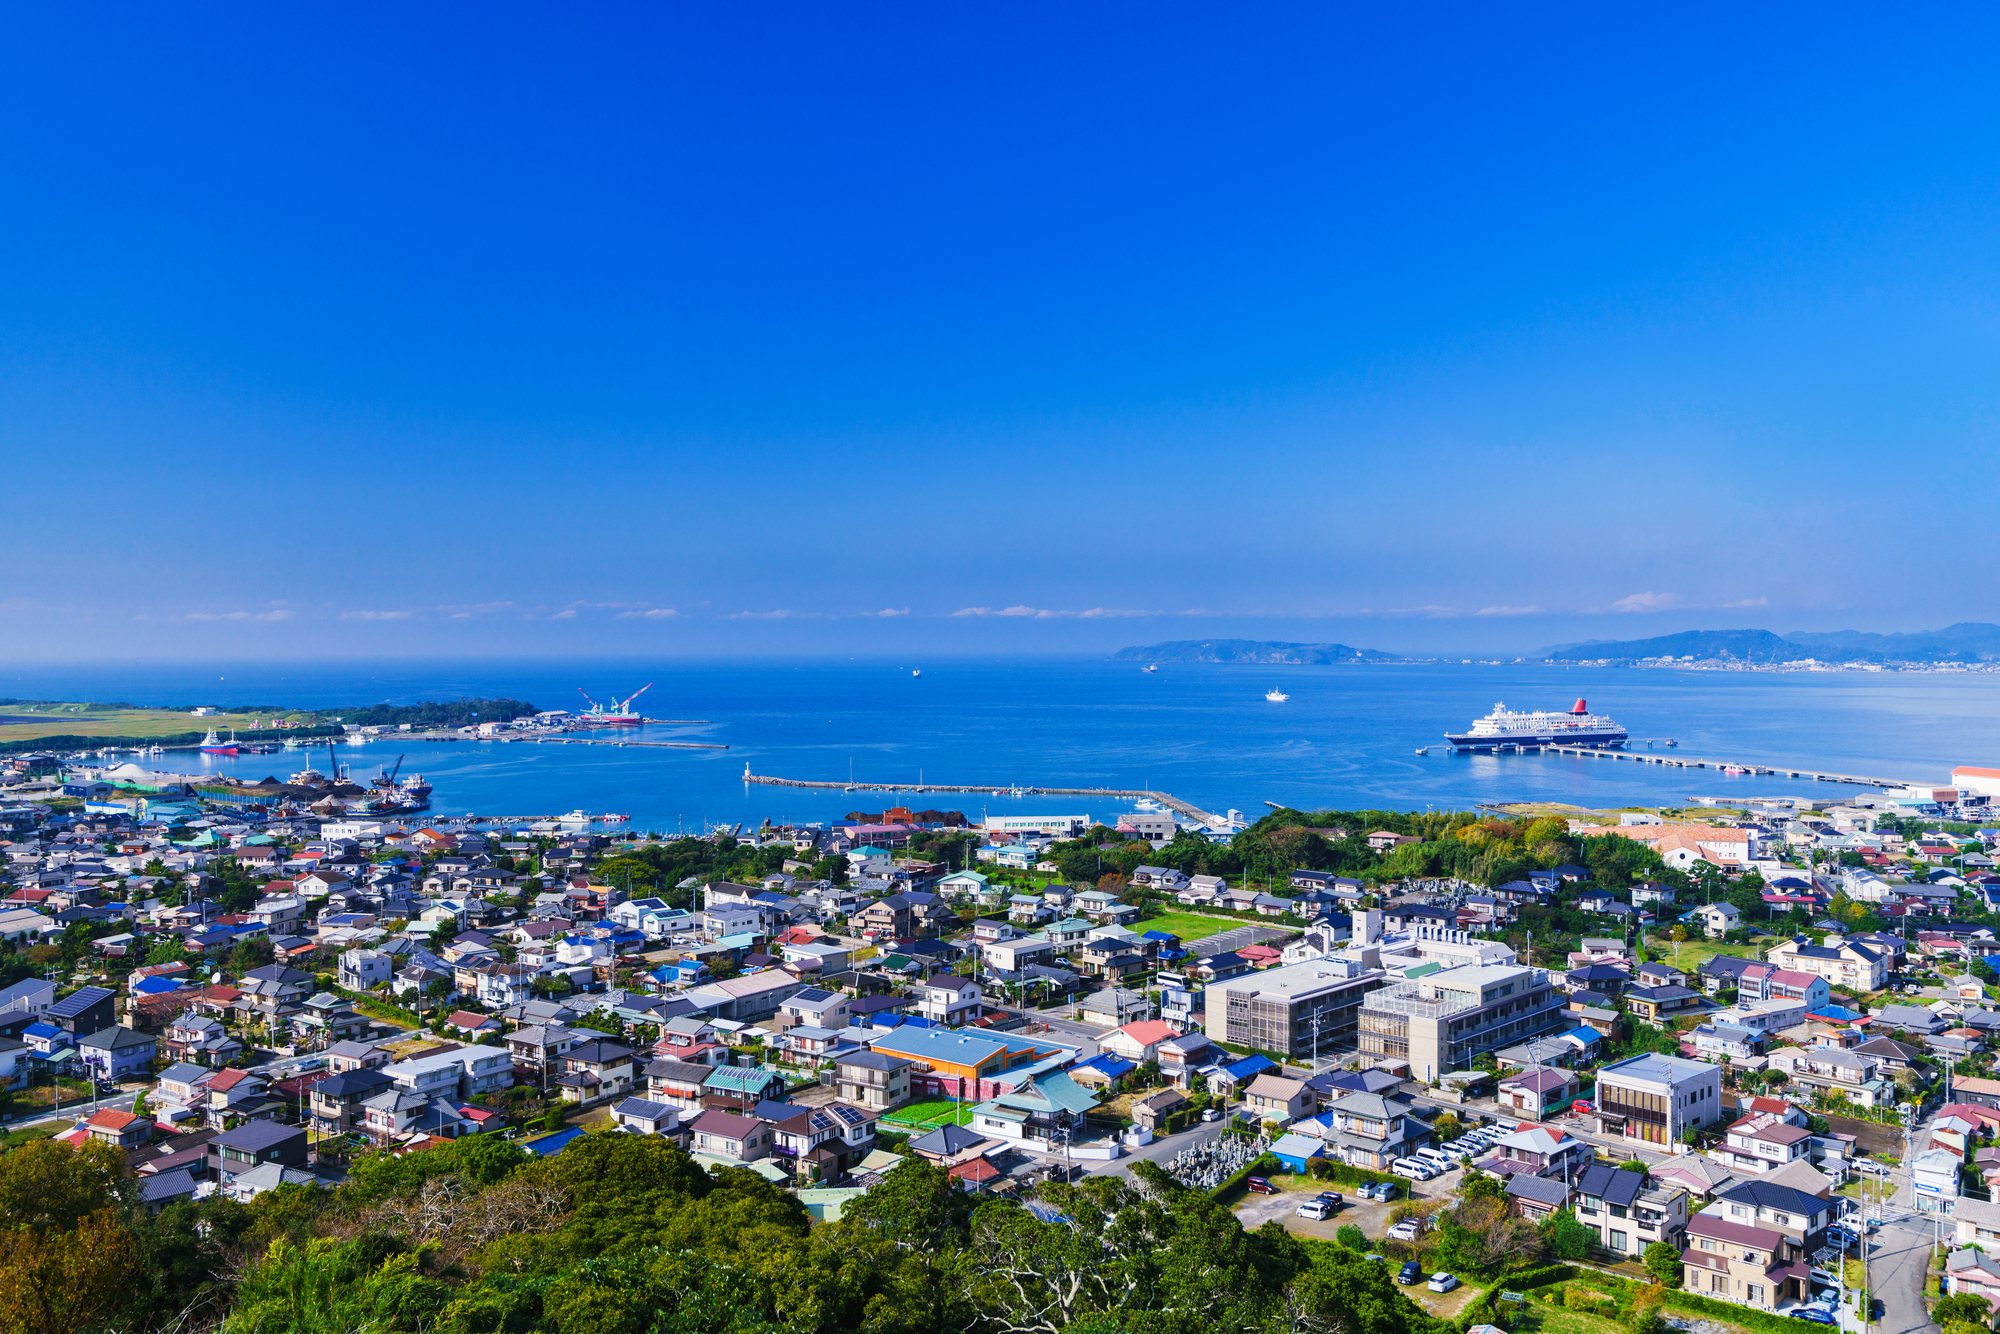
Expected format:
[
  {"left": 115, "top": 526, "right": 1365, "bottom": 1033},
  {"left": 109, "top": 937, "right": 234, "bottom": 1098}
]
[
  {"left": 1069, "top": 1052, "right": 1136, "bottom": 1091},
  {"left": 1556, "top": 1025, "right": 1603, "bottom": 1055},
  {"left": 1210, "top": 1054, "right": 1277, "bottom": 1093}
]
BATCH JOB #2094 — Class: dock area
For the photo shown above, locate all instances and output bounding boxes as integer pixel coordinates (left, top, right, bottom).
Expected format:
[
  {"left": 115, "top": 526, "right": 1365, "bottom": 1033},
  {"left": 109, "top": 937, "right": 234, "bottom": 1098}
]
[
  {"left": 1506, "top": 744, "right": 1915, "bottom": 788},
  {"left": 525, "top": 737, "right": 728, "bottom": 750},
  {"left": 742, "top": 769, "right": 1220, "bottom": 826}
]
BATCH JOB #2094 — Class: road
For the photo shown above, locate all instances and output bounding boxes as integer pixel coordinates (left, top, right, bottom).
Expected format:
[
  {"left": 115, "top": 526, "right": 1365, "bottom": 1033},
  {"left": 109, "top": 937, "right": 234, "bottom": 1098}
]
[{"left": 3, "top": 1026, "right": 423, "bottom": 1132}]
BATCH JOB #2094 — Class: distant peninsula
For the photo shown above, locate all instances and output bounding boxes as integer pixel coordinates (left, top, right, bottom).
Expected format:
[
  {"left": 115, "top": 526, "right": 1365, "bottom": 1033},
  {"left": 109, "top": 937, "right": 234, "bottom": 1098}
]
[
  {"left": 1112, "top": 638, "right": 1405, "bottom": 664},
  {"left": 1539, "top": 622, "right": 2000, "bottom": 664}
]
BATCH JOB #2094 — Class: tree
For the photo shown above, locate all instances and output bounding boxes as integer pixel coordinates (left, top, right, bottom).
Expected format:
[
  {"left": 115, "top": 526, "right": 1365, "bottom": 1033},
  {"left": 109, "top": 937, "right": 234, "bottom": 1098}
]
[
  {"left": 1643, "top": 1240, "right": 1684, "bottom": 1286},
  {"left": 1933, "top": 1294, "right": 1994, "bottom": 1327},
  {"left": 1335, "top": 1223, "right": 1368, "bottom": 1251},
  {"left": 1541, "top": 1207, "right": 1597, "bottom": 1260}
]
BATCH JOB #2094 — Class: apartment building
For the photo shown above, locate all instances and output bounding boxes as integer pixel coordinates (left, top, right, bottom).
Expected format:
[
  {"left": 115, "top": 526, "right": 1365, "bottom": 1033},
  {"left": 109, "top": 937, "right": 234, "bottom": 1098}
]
[
  {"left": 1355, "top": 963, "right": 1567, "bottom": 1080},
  {"left": 1595, "top": 1053, "right": 1724, "bottom": 1149},
  {"left": 1764, "top": 935, "right": 1889, "bottom": 994},
  {"left": 1575, "top": 1162, "right": 1689, "bottom": 1259},
  {"left": 1202, "top": 954, "right": 1388, "bottom": 1060}
]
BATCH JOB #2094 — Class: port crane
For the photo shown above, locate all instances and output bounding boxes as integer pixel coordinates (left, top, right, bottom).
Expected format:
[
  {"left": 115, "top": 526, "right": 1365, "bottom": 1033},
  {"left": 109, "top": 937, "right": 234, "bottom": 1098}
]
[
  {"left": 372, "top": 754, "right": 406, "bottom": 791},
  {"left": 576, "top": 683, "right": 654, "bottom": 723}
]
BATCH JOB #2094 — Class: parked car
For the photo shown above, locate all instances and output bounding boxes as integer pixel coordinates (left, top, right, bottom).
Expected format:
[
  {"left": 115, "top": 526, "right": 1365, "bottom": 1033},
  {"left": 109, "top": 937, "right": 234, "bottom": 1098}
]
[
  {"left": 1391, "top": 1159, "right": 1434, "bottom": 1181},
  {"left": 1787, "top": 1306, "right": 1836, "bottom": 1325},
  {"left": 1415, "top": 1146, "right": 1454, "bottom": 1168},
  {"left": 1200, "top": 1107, "right": 1222, "bottom": 1122},
  {"left": 1428, "top": 1274, "right": 1460, "bottom": 1294},
  {"left": 1387, "top": 1219, "right": 1424, "bottom": 1242},
  {"left": 1571, "top": 1098, "right": 1595, "bottom": 1114},
  {"left": 1826, "top": 1226, "right": 1861, "bottom": 1248},
  {"left": 1398, "top": 1261, "right": 1422, "bottom": 1285},
  {"left": 1246, "top": 1176, "right": 1276, "bottom": 1195},
  {"left": 1318, "top": 1191, "right": 1344, "bottom": 1210},
  {"left": 1808, "top": 1268, "right": 1842, "bottom": 1288},
  {"left": 1296, "top": 1198, "right": 1332, "bottom": 1221}
]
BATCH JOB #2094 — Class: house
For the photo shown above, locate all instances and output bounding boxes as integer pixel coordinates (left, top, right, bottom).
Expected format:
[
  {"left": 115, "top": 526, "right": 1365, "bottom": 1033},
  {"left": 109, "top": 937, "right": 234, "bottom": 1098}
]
[
  {"left": 1157, "top": 1032, "right": 1214, "bottom": 1083},
  {"left": 645, "top": 1059, "right": 714, "bottom": 1115},
  {"left": 1697, "top": 902, "right": 1742, "bottom": 939},
  {"left": 1481, "top": 1124, "right": 1591, "bottom": 1180},
  {"left": 1315, "top": 1090, "right": 1433, "bottom": 1171},
  {"left": 1496, "top": 1067, "right": 1580, "bottom": 1120},
  {"left": 1130, "top": 1088, "right": 1190, "bottom": 1134},
  {"left": 1101, "top": 1019, "right": 1183, "bottom": 1065},
  {"left": 82, "top": 1108, "right": 154, "bottom": 1151},
  {"left": 687, "top": 1109, "right": 772, "bottom": 1162},
  {"left": 48, "top": 985, "right": 117, "bottom": 1035},
  {"left": 555, "top": 1039, "right": 638, "bottom": 1105},
  {"left": 308, "top": 1069, "right": 396, "bottom": 1135},
  {"left": 1506, "top": 1174, "right": 1574, "bottom": 1225},
  {"left": 1765, "top": 934, "right": 1889, "bottom": 994},
  {"left": 914, "top": 976, "right": 983, "bottom": 1027},
  {"left": 1947, "top": 1249, "right": 2000, "bottom": 1311},
  {"left": 768, "top": 1102, "right": 876, "bottom": 1183},
  {"left": 78, "top": 1025, "right": 157, "bottom": 1081},
  {"left": 206, "top": 1122, "right": 310, "bottom": 1185},
  {"left": 1764, "top": 1045, "right": 1889, "bottom": 1108},
  {"left": 610, "top": 1097, "right": 687, "bottom": 1142},
  {"left": 699, "top": 1064, "right": 788, "bottom": 1114},
  {"left": 1712, "top": 1179, "right": 1836, "bottom": 1251},
  {"left": 1080, "top": 987, "right": 1152, "bottom": 1027},
  {"left": 1680, "top": 1209, "right": 1811, "bottom": 1310},
  {"left": 1624, "top": 983, "right": 1707, "bottom": 1026},
  {"left": 833, "top": 1049, "right": 914, "bottom": 1112},
  {"left": 1244, "top": 1073, "right": 1314, "bottom": 1125},
  {"left": 1575, "top": 1162, "right": 1689, "bottom": 1257},
  {"left": 1916, "top": 1147, "right": 1964, "bottom": 1216},
  {"left": 1710, "top": 1112, "right": 1815, "bottom": 1176}
]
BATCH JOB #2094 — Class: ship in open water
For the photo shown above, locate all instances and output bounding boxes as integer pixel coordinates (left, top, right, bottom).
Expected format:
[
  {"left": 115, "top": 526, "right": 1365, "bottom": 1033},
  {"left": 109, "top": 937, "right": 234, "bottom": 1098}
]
[{"left": 1446, "top": 699, "right": 1628, "bottom": 752}]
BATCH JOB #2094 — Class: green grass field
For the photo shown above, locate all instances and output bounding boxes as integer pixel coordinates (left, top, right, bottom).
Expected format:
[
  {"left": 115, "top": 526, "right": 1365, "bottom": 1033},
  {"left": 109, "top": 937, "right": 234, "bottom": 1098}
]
[
  {"left": 879, "top": 1098, "right": 977, "bottom": 1129},
  {"left": 1137, "top": 911, "right": 1281, "bottom": 945},
  {"left": 0, "top": 704, "right": 314, "bottom": 743},
  {"left": 1642, "top": 932, "right": 1771, "bottom": 974}
]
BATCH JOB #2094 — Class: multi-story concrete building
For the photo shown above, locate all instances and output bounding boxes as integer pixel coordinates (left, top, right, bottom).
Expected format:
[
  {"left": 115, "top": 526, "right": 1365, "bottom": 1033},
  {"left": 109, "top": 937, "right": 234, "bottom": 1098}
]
[
  {"left": 1203, "top": 955, "right": 1387, "bottom": 1061},
  {"left": 1355, "top": 963, "right": 1567, "bottom": 1080},
  {"left": 1594, "top": 1053, "right": 1724, "bottom": 1149}
]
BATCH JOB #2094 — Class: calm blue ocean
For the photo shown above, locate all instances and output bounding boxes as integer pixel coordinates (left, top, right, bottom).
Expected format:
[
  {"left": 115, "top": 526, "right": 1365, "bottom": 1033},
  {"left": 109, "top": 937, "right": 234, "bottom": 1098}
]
[{"left": 7, "top": 657, "right": 2000, "bottom": 829}]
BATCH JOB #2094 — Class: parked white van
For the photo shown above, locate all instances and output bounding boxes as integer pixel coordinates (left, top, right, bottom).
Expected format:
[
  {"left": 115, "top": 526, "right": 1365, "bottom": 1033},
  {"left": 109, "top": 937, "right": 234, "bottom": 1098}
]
[
  {"left": 1416, "top": 1146, "right": 1455, "bottom": 1168},
  {"left": 1390, "top": 1158, "right": 1432, "bottom": 1181}
]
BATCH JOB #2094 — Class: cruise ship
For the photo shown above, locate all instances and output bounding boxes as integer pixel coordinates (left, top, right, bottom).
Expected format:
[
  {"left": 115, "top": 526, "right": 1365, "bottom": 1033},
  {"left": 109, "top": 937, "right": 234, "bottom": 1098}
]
[{"left": 1445, "top": 699, "right": 1628, "bottom": 751}]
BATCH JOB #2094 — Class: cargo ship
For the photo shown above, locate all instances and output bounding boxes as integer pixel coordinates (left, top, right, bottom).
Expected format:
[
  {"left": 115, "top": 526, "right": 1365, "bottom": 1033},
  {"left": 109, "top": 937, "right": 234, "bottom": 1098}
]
[
  {"left": 1446, "top": 699, "right": 1628, "bottom": 752},
  {"left": 198, "top": 728, "right": 239, "bottom": 755},
  {"left": 576, "top": 683, "right": 653, "bottom": 726}
]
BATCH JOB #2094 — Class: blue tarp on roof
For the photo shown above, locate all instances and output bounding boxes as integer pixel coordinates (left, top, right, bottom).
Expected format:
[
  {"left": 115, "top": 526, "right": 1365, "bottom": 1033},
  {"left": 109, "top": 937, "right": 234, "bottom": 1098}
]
[
  {"left": 130, "top": 976, "right": 187, "bottom": 996},
  {"left": 1560, "top": 1026, "right": 1603, "bottom": 1046}
]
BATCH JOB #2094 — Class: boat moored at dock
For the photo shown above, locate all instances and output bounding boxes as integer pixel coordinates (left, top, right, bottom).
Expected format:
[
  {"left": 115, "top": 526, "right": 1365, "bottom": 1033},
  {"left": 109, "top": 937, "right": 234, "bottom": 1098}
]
[{"left": 1446, "top": 699, "right": 1628, "bottom": 752}]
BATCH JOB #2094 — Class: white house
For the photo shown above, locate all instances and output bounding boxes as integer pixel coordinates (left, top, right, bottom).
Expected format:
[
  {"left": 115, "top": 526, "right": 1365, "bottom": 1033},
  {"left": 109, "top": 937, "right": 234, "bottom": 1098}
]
[{"left": 1697, "top": 902, "right": 1742, "bottom": 939}]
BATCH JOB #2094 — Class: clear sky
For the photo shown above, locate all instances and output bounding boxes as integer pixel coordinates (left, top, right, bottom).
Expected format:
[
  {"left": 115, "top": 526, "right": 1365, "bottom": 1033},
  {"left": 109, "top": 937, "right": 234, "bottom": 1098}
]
[{"left": 6, "top": 5, "right": 2000, "bottom": 660}]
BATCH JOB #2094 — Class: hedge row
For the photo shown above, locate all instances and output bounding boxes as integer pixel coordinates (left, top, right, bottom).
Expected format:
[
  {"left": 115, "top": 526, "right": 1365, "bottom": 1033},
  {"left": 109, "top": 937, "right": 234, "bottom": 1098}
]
[
  {"left": 1210, "top": 1153, "right": 1281, "bottom": 1204},
  {"left": 1557, "top": 1266, "right": 1835, "bottom": 1334}
]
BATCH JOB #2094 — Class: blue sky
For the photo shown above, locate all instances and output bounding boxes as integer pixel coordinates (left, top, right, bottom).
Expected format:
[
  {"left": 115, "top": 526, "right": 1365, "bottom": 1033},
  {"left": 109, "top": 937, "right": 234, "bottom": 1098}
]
[{"left": 6, "top": 4, "right": 2000, "bottom": 660}]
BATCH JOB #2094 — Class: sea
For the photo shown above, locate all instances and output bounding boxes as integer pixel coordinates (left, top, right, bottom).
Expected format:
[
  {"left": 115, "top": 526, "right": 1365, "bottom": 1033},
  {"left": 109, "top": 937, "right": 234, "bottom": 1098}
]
[{"left": 7, "top": 657, "right": 2000, "bottom": 831}]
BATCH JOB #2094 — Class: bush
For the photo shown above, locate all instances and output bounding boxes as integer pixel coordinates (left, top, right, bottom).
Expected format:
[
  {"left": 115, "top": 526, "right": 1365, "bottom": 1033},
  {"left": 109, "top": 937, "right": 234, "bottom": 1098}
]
[
  {"left": 1335, "top": 1223, "right": 1368, "bottom": 1251},
  {"left": 1643, "top": 1240, "right": 1683, "bottom": 1286}
]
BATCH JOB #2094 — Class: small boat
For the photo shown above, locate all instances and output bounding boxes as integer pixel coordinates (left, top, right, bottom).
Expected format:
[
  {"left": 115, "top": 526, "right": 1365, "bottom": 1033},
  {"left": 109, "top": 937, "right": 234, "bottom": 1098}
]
[
  {"left": 1722, "top": 764, "right": 1751, "bottom": 775},
  {"left": 1141, "top": 664, "right": 1158, "bottom": 674},
  {"left": 1265, "top": 690, "right": 1290, "bottom": 702},
  {"left": 198, "top": 728, "right": 239, "bottom": 756},
  {"left": 912, "top": 669, "right": 922, "bottom": 678}
]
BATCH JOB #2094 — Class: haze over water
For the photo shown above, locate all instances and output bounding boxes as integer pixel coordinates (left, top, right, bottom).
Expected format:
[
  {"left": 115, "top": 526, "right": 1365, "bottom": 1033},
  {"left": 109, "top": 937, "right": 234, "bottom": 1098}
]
[{"left": 9, "top": 659, "right": 1998, "bottom": 828}]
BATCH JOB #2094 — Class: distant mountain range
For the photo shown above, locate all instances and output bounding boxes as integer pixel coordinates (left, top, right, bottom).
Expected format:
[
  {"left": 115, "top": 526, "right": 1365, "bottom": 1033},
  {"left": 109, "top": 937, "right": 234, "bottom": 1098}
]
[
  {"left": 1112, "top": 638, "right": 1404, "bottom": 664},
  {"left": 1540, "top": 622, "right": 2000, "bottom": 663}
]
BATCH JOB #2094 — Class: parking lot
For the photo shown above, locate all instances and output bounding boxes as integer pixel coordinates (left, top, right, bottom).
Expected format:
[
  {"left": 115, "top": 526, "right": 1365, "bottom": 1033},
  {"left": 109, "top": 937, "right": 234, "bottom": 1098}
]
[{"left": 1231, "top": 1163, "right": 1466, "bottom": 1245}]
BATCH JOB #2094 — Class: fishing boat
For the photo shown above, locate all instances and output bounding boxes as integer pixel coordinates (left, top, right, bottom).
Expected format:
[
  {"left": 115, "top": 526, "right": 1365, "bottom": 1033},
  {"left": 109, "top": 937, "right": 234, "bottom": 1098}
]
[
  {"left": 198, "top": 728, "right": 239, "bottom": 756},
  {"left": 912, "top": 669, "right": 922, "bottom": 678},
  {"left": 1265, "top": 689, "right": 1290, "bottom": 702},
  {"left": 1721, "top": 764, "right": 1751, "bottom": 775},
  {"left": 1141, "top": 664, "right": 1158, "bottom": 673}
]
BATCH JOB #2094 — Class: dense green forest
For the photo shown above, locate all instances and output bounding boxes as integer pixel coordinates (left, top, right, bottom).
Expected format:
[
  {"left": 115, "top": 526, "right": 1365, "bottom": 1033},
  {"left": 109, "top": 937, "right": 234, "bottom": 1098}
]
[{"left": 0, "top": 1132, "right": 1462, "bottom": 1334}]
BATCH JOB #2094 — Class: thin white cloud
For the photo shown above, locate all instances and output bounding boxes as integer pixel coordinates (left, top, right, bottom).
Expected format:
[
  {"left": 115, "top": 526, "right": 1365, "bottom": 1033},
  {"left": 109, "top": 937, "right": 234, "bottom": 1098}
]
[
  {"left": 185, "top": 609, "right": 293, "bottom": 623},
  {"left": 1612, "top": 592, "right": 1681, "bottom": 612},
  {"left": 552, "top": 609, "right": 577, "bottom": 619},
  {"left": 952, "top": 607, "right": 993, "bottom": 618},
  {"left": 338, "top": 610, "right": 412, "bottom": 621},
  {"left": 438, "top": 601, "right": 515, "bottom": 620},
  {"left": 1476, "top": 605, "right": 1544, "bottom": 617},
  {"left": 875, "top": 608, "right": 910, "bottom": 617},
  {"left": 727, "top": 609, "right": 813, "bottom": 620},
  {"left": 1721, "top": 597, "right": 1769, "bottom": 608},
  {"left": 616, "top": 608, "right": 680, "bottom": 619},
  {"left": 997, "top": 605, "right": 1039, "bottom": 617}
]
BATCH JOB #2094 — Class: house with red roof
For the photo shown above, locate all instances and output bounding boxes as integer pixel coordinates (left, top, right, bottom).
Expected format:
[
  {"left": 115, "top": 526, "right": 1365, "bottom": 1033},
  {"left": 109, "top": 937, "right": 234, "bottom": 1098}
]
[
  {"left": 1100, "top": 1019, "right": 1184, "bottom": 1064},
  {"left": 83, "top": 1108, "right": 154, "bottom": 1150}
]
